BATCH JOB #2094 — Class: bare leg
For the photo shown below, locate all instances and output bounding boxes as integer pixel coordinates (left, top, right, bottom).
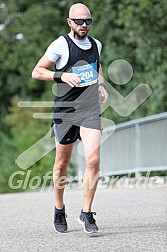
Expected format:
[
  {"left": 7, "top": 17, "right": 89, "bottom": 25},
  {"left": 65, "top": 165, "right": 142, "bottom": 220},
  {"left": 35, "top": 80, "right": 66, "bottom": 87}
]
[
  {"left": 53, "top": 142, "right": 73, "bottom": 209},
  {"left": 80, "top": 127, "right": 101, "bottom": 212}
]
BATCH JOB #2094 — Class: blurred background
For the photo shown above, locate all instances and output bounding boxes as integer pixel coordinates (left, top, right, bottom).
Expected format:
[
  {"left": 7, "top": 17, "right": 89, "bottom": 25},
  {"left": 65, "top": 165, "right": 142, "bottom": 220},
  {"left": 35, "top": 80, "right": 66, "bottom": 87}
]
[{"left": 0, "top": 0, "right": 167, "bottom": 193}]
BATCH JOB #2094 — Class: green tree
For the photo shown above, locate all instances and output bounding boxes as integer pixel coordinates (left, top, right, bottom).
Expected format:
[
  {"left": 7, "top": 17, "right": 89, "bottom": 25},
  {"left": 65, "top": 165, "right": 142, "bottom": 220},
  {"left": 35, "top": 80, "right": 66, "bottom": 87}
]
[
  {"left": 0, "top": 0, "right": 68, "bottom": 115},
  {"left": 89, "top": 0, "right": 167, "bottom": 122}
]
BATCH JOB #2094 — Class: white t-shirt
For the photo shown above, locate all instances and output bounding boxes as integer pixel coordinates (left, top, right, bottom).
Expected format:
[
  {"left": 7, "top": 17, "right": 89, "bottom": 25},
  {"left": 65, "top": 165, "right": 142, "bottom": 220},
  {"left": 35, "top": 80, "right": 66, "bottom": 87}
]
[{"left": 45, "top": 33, "right": 102, "bottom": 70}]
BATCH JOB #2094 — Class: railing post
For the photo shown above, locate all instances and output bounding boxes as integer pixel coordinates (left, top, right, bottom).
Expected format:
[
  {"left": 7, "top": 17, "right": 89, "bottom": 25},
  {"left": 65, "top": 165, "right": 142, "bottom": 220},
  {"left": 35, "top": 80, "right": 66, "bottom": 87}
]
[{"left": 135, "top": 123, "right": 141, "bottom": 178}]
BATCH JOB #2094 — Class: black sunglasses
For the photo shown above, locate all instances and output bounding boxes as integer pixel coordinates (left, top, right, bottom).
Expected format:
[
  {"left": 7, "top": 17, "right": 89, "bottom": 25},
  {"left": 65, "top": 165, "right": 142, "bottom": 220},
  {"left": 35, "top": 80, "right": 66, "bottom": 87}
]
[{"left": 70, "top": 18, "right": 92, "bottom": 25}]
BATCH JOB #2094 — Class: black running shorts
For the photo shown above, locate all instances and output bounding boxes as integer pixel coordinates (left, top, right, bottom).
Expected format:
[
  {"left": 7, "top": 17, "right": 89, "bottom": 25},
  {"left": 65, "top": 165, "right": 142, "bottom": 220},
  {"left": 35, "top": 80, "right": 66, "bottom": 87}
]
[{"left": 51, "top": 114, "right": 101, "bottom": 145}]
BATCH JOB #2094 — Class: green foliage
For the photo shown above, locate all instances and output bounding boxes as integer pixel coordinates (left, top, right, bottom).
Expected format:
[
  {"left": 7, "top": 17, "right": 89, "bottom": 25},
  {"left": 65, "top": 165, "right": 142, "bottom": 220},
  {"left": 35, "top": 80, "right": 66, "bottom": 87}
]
[
  {"left": 0, "top": 96, "right": 54, "bottom": 193},
  {"left": 0, "top": 0, "right": 68, "bottom": 115},
  {"left": 0, "top": 0, "right": 167, "bottom": 193},
  {"left": 88, "top": 0, "right": 167, "bottom": 122}
]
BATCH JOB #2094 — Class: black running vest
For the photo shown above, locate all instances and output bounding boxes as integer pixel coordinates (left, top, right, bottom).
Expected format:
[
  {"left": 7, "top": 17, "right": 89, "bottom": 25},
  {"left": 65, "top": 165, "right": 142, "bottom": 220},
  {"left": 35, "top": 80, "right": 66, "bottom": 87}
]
[{"left": 53, "top": 34, "right": 100, "bottom": 120}]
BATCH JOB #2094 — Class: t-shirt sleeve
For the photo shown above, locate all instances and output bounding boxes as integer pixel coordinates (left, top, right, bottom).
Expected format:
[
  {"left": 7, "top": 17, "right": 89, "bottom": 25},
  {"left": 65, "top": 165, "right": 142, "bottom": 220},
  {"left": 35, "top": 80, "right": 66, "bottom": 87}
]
[{"left": 45, "top": 36, "right": 66, "bottom": 63}]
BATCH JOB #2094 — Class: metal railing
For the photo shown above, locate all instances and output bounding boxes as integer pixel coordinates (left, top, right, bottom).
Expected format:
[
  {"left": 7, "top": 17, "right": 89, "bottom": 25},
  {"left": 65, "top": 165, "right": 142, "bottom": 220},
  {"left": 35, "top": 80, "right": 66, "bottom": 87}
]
[{"left": 72, "top": 112, "right": 167, "bottom": 177}]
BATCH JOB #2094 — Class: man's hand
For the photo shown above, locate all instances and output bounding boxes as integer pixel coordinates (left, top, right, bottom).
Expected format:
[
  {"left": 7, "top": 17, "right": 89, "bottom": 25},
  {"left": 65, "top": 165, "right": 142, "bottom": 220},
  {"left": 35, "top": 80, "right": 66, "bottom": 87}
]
[
  {"left": 61, "top": 73, "right": 80, "bottom": 87},
  {"left": 98, "top": 86, "right": 109, "bottom": 104}
]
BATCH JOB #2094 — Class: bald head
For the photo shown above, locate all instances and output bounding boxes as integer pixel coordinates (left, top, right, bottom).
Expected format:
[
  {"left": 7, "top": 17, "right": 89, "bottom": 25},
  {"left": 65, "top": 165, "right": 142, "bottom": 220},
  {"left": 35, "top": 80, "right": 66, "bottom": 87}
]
[{"left": 69, "top": 3, "right": 91, "bottom": 19}]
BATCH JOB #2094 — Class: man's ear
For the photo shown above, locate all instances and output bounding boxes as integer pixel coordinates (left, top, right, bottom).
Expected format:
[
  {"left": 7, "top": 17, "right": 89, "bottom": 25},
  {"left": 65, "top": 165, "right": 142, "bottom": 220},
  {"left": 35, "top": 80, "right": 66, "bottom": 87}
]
[{"left": 67, "top": 18, "right": 71, "bottom": 26}]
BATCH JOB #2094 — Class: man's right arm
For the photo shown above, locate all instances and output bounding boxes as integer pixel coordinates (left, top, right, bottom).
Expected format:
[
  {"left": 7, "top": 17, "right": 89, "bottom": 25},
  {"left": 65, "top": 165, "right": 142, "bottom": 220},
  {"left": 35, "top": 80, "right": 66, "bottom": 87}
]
[
  {"left": 32, "top": 55, "right": 80, "bottom": 87},
  {"left": 32, "top": 55, "right": 55, "bottom": 81}
]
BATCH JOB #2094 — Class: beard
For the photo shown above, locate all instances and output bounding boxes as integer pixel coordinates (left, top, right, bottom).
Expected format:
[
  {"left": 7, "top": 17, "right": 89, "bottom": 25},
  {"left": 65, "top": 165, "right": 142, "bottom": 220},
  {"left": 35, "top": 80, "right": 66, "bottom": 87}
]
[{"left": 72, "top": 27, "right": 89, "bottom": 39}]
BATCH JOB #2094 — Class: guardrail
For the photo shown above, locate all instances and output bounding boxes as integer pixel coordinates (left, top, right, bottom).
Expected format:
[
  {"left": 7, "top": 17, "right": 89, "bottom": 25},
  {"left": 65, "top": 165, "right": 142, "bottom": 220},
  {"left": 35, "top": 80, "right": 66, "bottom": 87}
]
[{"left": 72, "top": 112, "right": 167, "bottom": 178}]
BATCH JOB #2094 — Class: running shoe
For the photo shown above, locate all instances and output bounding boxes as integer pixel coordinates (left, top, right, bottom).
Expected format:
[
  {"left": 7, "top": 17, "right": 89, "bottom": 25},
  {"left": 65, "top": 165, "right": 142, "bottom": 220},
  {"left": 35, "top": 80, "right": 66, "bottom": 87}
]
[
  {"left": 53, "top": 205, "right": 68, "bottom": 233},
  {"left": 78, "top": 210, "right": 98, "bottom": 233}
]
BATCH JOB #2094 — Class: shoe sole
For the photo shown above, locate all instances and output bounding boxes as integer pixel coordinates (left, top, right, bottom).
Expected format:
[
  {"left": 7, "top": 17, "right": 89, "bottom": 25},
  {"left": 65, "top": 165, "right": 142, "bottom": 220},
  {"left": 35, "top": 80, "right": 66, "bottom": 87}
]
[
  {"left": 77, "top": 217, "right": 98, "bottom": 234},
  {"left": 53, "top": 224, "right": 68, "bottom": 234}
]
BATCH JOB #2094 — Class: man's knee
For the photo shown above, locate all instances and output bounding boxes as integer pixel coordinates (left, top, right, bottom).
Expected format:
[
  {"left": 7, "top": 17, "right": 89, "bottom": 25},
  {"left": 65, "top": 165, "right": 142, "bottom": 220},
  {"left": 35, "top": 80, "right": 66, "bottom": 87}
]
[
  {"left": 86, "top": 155, "right": 100, "bottom": 170},
  {"left": 53, "top": 159, "right": 69, "bottom": 171}
]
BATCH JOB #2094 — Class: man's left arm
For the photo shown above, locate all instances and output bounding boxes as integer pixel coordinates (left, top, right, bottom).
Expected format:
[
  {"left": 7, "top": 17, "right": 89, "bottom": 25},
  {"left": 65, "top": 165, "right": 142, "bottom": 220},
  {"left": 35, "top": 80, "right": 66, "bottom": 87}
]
[{"left": 98, "top": 64, "right": 109, "bottom": 104}]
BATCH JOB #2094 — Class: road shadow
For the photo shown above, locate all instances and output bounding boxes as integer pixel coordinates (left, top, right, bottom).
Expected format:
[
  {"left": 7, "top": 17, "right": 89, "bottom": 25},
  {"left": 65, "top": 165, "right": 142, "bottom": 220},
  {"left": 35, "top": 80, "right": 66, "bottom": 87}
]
[{"left": 98, "top": 223, "right": 167, "bottom": 237}]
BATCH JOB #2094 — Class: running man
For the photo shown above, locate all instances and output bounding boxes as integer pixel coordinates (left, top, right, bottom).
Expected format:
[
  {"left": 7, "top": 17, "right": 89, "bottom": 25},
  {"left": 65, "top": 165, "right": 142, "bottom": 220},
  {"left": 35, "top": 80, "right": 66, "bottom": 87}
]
[{"left": 32, "top": 3, "right": 108, "bottom": 233}]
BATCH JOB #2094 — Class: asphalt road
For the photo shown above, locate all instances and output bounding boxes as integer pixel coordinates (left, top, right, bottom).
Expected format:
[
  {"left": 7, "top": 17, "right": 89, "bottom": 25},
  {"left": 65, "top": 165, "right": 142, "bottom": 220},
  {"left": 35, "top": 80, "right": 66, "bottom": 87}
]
[{"left": 0, "top": 187, "right": 167, "bottom": 252}]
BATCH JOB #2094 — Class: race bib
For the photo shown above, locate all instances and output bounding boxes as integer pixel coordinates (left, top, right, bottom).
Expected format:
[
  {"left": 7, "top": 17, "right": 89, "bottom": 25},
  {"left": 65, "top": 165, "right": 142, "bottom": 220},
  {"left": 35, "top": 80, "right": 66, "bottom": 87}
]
[{"left": 72, "top": 62, "right": 98, "bottom": 87}]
